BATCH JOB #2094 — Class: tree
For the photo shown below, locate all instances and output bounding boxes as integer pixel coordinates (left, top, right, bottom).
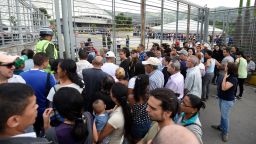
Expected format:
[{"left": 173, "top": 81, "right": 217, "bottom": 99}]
[
  {"left": 242, "top": 0, "right": 251, "bottom": 50},
  {"left": 115, "top": 13, "right": 133, "bottom": 31},
  {"left": 233, "top": 0, "right": 243, "bottom": 47}
]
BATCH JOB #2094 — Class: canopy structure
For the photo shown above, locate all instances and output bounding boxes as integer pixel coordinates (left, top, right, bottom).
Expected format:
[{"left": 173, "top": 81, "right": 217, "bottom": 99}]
[{"left": 151, "top": 19, "right": 223, "bottom": 34}]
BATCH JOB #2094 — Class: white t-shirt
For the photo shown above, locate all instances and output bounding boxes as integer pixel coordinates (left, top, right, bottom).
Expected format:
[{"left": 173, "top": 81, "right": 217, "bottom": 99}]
[
  {"left": 108, "top": 106, "right": 124, "bottom": 144},
  {"left": 128, "top": 77, "right": 136, "bottom": 89},
  {"left": 8, "top": 75, "right": 26, "bottom": 83},
  {"left": 47, "top": 83, "right": 83, "bottom": 102},
  {"left": 101, "top": 63, "right": 119, "bottom": 79},
  {"left": 197, "top": 63, "right": 205, "bottom": 77},
  {"left": 76, "top": 60, "right": 93, "bottom": 79}
]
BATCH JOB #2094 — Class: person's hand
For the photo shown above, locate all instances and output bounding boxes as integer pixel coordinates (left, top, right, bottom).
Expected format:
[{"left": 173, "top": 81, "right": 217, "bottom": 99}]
[{"left": 43, "top": 108, "right": 53, "bottom": 130}]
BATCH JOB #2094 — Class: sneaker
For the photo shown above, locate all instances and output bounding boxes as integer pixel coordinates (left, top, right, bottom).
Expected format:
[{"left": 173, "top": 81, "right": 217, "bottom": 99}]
[
  {"left": 211, "top": 125, "right": 222, "bottom": 131},
  {"left": 236, "top": 96, "right": 242, "bottom": 100},
  {"left": 221, "top": 133, "right": 228, "bottom": 142}
]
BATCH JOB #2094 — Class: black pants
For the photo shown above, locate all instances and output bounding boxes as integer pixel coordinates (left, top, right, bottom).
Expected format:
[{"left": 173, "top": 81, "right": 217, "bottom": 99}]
[
  {"left": 237, "top": 78, "right": 246, "bottom": 97},
  {"left": 212, "top": 66, "right": 219, "bottom": 83}
]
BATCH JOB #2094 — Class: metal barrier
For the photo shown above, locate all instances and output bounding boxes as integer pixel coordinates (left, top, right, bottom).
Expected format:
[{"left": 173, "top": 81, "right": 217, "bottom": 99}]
[
  {"left": 65, "top": 0, "right": 207, "bottom": 58},
  {"left": 1, "top": 0, "right": 210, "bottom": 57},
  {"left": 209, "top": 6, "right": 256, "bottom": 57},
  {"left": 0, "top": 0, "right": 52, "bottom": 54}
]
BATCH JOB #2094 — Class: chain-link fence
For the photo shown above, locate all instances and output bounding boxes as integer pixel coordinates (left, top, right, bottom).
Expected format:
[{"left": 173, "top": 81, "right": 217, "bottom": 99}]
[{"left": 209, "top": 6, "right": 256, "bottom": 57}]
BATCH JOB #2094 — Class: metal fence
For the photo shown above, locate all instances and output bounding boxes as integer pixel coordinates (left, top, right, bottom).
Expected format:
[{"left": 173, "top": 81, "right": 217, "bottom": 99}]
[
  {"left": 1, "top": 0, "right": 211, "bottom": 58},
  {"left": 59, "top": 0, "right": 208, "bottom": 59},
  {"left": 209, "top": 6, "right": 256, "bottom": 57},
  {"left": 0, "top": 0, "right": 52, "bottom": 54}
]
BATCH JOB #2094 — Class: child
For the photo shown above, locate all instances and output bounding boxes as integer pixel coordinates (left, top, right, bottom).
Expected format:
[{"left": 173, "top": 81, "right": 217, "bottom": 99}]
[{"left": 93, "top": 99, "right": 110, "bottom": 144}]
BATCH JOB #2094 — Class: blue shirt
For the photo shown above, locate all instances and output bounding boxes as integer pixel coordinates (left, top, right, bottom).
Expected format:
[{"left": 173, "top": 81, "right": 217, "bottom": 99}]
[
  {"left": 148, "top": 70, "right": 164, "bottom": 91},
  {"left": 20, "top": 69, "right": 56, "bottom": 115},
  {"left": 94, "top": 112, "right": 109, "bottom": 132}
]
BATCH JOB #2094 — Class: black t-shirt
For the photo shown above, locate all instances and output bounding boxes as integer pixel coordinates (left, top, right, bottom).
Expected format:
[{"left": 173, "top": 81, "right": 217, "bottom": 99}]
[
  {"left": 219, "top": 75, "right": 238, "bottom": 101},
  {"left": 120, "top": 58, "right": 130, "bottom": 79},
  {"left": 82, "top": 68, "right": 108, "bottom": 111},
  {"left": 162, "top": 67, "right": 171, "bottom": 86}
]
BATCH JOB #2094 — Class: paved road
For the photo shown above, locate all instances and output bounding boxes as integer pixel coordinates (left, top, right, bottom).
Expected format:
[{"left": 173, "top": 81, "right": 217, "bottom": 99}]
[{"left": 201, "top": 84, "right": 256, "bottom": 144}]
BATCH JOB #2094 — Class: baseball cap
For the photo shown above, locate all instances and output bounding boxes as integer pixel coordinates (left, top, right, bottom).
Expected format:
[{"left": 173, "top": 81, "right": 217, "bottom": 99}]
[
  {"left": 142, "top": 57, "right": 161, "bottom": 66},
  {"left": 0, "top": 52, "right": 19, "bottom": 64},
  {"left": 178, "top": 50, "right": 188, "bottom": 56},
  {"left": 106, "top": 51, "right": 116, "bottom": 58}
]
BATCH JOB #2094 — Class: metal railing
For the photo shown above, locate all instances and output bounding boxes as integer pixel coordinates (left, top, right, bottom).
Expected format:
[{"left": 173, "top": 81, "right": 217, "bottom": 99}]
[
  {"left": 0, "top": 0, "right": 52, "bottom": 54},
  {"left": 209, "top": 6, "right": 256, "bottom": 57},
  {"left": 1, "top": 0, "right": 209, "bottom": 57}
]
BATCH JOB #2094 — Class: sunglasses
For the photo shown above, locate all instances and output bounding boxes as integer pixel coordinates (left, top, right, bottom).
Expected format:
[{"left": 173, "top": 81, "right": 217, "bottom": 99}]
[{"left": 0, "top": 62, "right": 15, "bottom": 69}]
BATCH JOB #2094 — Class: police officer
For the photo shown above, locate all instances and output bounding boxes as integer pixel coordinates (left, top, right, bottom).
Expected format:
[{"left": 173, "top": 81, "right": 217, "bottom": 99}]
[{"left": 36, "top": 27, "right": 58, "bottom": 61}]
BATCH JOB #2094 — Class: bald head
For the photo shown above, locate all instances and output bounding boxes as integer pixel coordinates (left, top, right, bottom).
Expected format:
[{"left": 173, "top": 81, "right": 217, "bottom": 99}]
[
  {"left": 92, "top": 56, "right": 103, "bottom": 67},
  {"left": 152, "top": 124, "right": 200, "bottom": 144}
]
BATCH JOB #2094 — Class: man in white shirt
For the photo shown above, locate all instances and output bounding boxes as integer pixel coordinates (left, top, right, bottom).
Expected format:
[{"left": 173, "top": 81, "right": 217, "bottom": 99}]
[
  {"left": 101, "top": 51, "right": 119, "bottom": 80},
  {"left": 165, "top": 60, "right": 184, "bottom": 99},
  {"left": 185, "top": 55, "right": 202, "bottom": 98},
  {"left": 76, "top": 49, "right": 93, "bottom": 79}
]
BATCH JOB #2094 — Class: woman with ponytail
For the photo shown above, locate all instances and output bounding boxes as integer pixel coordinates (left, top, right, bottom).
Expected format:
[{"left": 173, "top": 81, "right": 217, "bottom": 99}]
[
  {"left": 130, "top": 74, "right": 151, "bottom": 142},
  {"left": 174, "top": 94, "right": 206, "bottom": 144},
  {"left": 47, "top": 59, "right": 84, "bottom": 102},
  {"left": 43, "top": 87, "right": 94, "bottom": 144},
  {"left": 98, "top": 83, "right": 132, "bottom": 144}
]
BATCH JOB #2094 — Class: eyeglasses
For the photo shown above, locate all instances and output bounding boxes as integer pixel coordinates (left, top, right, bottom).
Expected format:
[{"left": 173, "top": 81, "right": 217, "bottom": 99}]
[{"left": 0, "top": 62, "right": 15, "bottom": 69}]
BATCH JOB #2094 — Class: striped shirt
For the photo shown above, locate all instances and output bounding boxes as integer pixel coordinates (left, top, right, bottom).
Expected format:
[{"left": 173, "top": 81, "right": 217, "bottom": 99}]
[{"left": 149, "top": 70, "right": 164, "bottom": 91}]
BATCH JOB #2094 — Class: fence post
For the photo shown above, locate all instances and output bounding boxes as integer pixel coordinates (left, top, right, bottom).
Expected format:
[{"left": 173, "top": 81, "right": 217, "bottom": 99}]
[
  {"left": 200, "top": 9, "right": 204, "bottom": 43},
  {"left": 54, "top": 0, "right": 64, "bottom": 59},
  {"left": 211, "top": 10, "right": 216, "bottom": 46},
  {"left": 8, "top": 0, "right": 14, "bottom": 43},
  {"left": 160, "top": 0, "right": 164, "bottom": 44},
  {"left": 0, "top": 11, "right": 5, "bottom": 46},
  {"left": 112, "top": 0, "right": 116, "bottom": 54},
  {"left": 203, "top": 8, "right": 209, "bottom": 43},
  {"left": 141, "top": 0, "right": 146, "bottom": 46},
  {"left": 176, "top": 1, "right": 179, "bottom": 40},
  {"left": 187, "top": 5, "right": 191, "bottom": 41},
  {"left": 67, "top": 0, "right": 75, "bottom": 60},
  {"left": 15, "top": 0, "right": 23, "bottom": 44},
  {"left": 61, "top": 0, "right": 71, "bottom": 58},
  {"left": 197, "top": 8, "right": 200, "bottom": 41}
]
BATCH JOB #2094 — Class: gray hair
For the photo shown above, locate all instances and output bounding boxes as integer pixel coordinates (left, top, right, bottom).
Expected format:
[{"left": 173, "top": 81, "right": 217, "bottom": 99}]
[
  {"left": 188, "top": 55, "right": 199, "bottom": 66},
  {"left": 170, "top": 60, "right": 180, "bottom": 71}
]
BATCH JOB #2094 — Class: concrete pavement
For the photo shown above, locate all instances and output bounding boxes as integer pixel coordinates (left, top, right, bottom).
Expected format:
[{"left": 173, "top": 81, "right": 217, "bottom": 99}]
[{"left": 201, "top": 84, "right": 256, "bottom": 144}]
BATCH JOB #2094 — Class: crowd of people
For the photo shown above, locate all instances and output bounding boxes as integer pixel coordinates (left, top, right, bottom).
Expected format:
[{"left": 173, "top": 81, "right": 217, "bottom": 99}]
[{"left": 0, "top": 33, "right": 255, "bottom": 144}]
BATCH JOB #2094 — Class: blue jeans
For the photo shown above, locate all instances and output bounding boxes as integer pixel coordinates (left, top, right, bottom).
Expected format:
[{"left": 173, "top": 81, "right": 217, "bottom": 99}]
[{"left": 219, "top": 99, "right": 234, "bottom": 135}]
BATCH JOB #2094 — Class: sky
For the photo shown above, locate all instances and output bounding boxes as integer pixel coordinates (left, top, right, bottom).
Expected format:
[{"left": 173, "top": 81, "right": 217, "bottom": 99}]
[{"left": 188, "top": 0, "right": 255, "bottom": 8}]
